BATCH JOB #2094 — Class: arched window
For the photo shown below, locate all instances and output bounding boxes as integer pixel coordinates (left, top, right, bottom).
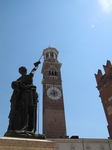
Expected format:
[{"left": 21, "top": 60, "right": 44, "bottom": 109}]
[
  {"left": 50, "top": 52, "right": 54, "bottom": 58},
  {"left": 49, "top": 70, "right": 57, "bottom": 76},
  {"left": 49, "top": 71, "right": 51, "bottom": 75},
  {"left": 55, "top": 53, "right": 57, "bottom": 59},
  {"left": 55, "top": 71, "right": 57, "bottom": 76},
  {"left": 52, "top": 71, "right": 54, "bottom": 75},
  {"left": 46, "top": 53, "right": 49, "bottom": 59}
]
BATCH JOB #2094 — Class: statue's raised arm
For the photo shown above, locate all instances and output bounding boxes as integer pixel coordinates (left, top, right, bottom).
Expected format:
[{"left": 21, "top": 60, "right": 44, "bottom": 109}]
[{"left": 30, "top": 61, "right": 41, "bottom": 76}]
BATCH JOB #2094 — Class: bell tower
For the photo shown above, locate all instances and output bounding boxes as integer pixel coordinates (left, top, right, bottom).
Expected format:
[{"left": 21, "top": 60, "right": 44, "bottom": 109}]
[
  {"left": 41, "top": 47, "right": 67, "bottom": 138},
  {"left": 95, "top": 60, "right": 112, "bottom": 138}
]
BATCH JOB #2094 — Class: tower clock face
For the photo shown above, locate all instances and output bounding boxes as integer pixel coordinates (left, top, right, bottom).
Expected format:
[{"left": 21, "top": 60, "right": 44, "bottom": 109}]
[{"left": 47, "top": 87, "right": 61, "bottom": 100}]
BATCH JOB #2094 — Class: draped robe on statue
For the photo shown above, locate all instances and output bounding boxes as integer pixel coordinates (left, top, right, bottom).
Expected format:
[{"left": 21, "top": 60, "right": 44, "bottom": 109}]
[
  {"left": 8, "top": 73, "right": 38, "bottom": 132},
  {"left": 5, "top": 62, "right": 41, "bottom": 138}
]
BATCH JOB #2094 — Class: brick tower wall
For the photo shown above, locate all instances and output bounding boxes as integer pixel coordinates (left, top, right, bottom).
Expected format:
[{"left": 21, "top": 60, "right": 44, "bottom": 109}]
[{"left": 95, "top": 60, "right": 112, "bottom": 138}]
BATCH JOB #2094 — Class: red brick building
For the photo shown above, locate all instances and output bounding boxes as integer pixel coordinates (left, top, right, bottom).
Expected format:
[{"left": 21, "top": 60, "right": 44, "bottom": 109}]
[
  {"left": 95, "top": 60, "right": 112, "bottom": 138},
  {"left": 41, "top": 47, "right": 67, "bottom": 138}
]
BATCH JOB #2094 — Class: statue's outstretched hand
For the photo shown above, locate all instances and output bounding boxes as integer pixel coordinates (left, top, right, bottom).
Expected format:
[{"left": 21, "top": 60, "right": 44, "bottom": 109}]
[{"left": 34, "top": 61, "right": 41, "bottom": 67}]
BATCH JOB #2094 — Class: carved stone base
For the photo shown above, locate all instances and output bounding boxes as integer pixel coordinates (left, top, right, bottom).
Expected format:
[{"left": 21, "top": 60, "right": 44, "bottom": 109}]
[
  {"left": 0, "top": 137, "right": 56, "bottom": 150},
  {"left": 4, "top": 130, "right": 46, "bottom": 139}
]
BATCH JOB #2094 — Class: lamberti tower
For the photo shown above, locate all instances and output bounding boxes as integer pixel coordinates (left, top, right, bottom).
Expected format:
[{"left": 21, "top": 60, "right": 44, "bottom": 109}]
[{"left": 41, "top": 47, "right": 67, "bottom": 138}]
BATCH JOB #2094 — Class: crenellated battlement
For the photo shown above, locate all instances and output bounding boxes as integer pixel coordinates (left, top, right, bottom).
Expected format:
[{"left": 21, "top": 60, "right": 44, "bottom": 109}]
[
  {"left": 95, "top": 60, "right": 112, "bottom": 138},
  {"left": 95, "top": 69, "right": 102, "bottom": 84},
  {"left": 103, "top": 60, "right": 111, "bottom": 73},
  {"left": 95, "top": 60, "right": 112, "bottom": 90}
]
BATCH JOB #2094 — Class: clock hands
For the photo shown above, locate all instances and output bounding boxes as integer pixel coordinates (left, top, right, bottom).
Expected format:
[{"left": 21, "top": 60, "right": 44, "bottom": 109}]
[
  {"left": 47, "top": 87, "right": 61, "bottom": 100},
  {"left": 50, "top": 90, "right": 58, "bottom": 97}
]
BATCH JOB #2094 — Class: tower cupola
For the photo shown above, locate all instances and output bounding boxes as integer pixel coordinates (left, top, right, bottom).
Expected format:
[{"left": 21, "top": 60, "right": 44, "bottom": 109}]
[{"left": 43, "top": 47, "right": 58, "bottom": 62}]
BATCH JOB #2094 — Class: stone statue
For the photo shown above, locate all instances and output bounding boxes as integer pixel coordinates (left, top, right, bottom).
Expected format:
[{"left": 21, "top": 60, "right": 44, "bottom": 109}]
[{"left": 4, "top": 61, "right": 45, "bottom": 139}]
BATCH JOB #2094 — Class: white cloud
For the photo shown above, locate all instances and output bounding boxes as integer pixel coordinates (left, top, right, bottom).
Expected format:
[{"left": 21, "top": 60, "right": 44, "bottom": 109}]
[
  {"left": 92, "top": 24, "right": 95, "bottom": 28},
  {"left": 98, "top": 0, "right": 112, "bottom": 13}
]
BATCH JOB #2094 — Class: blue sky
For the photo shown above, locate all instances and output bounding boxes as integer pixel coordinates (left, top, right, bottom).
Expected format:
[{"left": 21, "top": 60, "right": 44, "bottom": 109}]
[{"left": 1, "top": 0, "right": 112, "bottom": 138}]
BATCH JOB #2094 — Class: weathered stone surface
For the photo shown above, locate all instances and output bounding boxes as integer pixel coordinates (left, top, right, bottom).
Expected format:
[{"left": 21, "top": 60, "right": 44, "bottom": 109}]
[
  {"left": 0, "top": 137, "right": 55, "bottom": 150},
  {"left": 51, "top": 138, "right": 112, "bottom": 150}
]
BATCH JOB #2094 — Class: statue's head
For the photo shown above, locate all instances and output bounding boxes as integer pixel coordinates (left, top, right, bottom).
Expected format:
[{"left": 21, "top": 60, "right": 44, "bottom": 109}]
[{"left": 19, "top": 66, "right": 27, "bottom": 76}]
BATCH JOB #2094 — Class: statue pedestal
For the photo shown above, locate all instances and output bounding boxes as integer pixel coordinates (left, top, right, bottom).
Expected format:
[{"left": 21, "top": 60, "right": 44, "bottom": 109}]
[{"left": 0, "top": 137, "right": 56, "bottom": 150}]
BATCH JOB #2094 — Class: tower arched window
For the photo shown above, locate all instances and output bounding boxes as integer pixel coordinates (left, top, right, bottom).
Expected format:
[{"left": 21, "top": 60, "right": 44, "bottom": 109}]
[
  {"left": 49, "top": 71, "right": 51, "bottom": 75},
  {"left": 46, "top": 53, "right": 49, "bottom": 59},
  {"left": 52, "top": 71, "right": 54, "bottom": 75},
  {"left": 50, "top": 52, "right": 54, "bottom": 58},
  {"left": 55, "top": 71, "right": 57, "bottom": 76},
  {"left": 55, "top": 53, "right": 57, "bottom": 59},
  {"left": 49, "top": 70, "right": 57, "bottom": 76}
]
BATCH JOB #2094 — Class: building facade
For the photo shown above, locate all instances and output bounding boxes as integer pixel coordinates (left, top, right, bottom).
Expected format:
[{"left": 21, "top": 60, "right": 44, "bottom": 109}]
[
  {"left": 95, "top": 60, "right": 112, "bottom": 139},
  {"left": 52, "top": 138, "right": 112, "bottom": 150}
]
